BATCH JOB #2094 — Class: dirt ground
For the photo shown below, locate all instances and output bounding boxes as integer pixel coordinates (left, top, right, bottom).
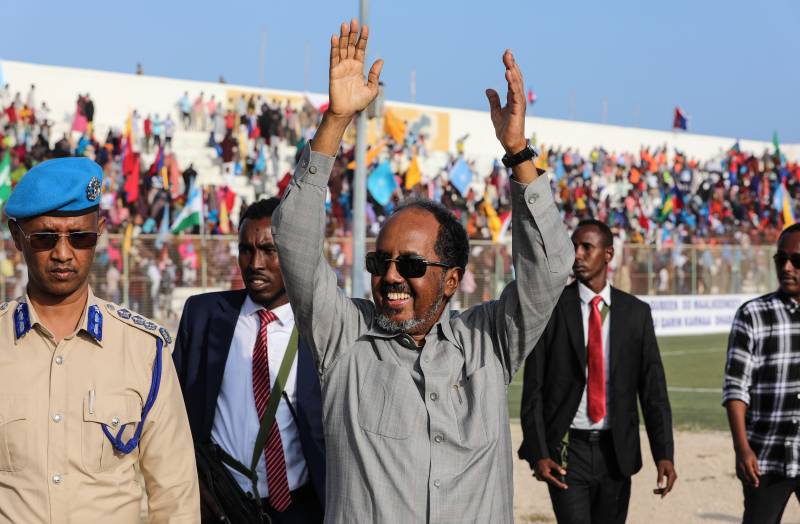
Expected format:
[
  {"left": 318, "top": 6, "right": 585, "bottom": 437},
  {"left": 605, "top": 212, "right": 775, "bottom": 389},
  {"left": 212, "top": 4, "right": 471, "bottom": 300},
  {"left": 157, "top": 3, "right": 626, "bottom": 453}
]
[
  {"left": 140, "top": 423, "right": 800, "bottom": 522},
  {"left": 511, "top": 422, "right": 800, "bottom": 523}
]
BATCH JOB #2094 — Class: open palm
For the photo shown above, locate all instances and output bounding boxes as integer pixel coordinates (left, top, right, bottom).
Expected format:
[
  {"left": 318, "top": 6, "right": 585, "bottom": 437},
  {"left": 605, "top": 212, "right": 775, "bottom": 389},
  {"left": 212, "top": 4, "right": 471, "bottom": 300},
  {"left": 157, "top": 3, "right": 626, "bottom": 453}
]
[
  {"left": 486, "top": 50, "right": 527, "bottom": 153},
  {"left": 328, "top": 20, "right": 384, "bottom": 119}
]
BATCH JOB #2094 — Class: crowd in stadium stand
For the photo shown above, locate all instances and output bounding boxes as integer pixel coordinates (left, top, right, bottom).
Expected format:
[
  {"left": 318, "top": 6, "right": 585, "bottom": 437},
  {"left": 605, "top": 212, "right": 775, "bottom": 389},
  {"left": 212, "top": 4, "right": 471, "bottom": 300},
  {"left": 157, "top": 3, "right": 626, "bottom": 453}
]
[{"left": 1, "top": 81, "right": 799, "bottom": 251}]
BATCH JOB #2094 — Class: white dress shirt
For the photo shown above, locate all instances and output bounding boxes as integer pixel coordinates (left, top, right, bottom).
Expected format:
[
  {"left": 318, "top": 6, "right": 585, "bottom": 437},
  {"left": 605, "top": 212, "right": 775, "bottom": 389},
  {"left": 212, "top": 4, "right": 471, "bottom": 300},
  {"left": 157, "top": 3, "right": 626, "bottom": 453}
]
[
  {"left": 211, "top": 297, "right": 309, "bottom": 496},
  {"left": 571, "top": 281, "right": 612, "bottom": 430}
]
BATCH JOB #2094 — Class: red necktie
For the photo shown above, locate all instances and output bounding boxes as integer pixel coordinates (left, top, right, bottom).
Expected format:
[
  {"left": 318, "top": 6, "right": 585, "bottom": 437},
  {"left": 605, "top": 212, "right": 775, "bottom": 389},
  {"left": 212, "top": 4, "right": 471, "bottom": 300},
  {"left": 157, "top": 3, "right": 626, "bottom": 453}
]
[
  {"left": 252, "top": 309, "right": 292, "bottom": 512},
  {"left": 587, "top": 295, "right": 606, "bottom": 423}
]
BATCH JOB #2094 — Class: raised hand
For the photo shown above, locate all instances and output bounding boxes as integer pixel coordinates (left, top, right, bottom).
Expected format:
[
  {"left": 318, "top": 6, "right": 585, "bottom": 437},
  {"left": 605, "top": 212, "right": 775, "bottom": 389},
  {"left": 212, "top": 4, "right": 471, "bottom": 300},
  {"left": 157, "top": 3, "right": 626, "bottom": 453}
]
[
  {"left": 328, "top": 19, "right": 384, "bottom": 120},
  {"left": 486, "top": 50, "right": 527, "bottom": 154}
]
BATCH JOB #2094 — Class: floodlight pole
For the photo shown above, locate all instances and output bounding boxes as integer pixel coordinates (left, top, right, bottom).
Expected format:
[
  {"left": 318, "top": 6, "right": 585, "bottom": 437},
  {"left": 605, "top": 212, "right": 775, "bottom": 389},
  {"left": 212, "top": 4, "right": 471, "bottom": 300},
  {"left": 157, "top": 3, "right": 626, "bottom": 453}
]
[{"left": 351, "top": 0, "right": 369, "bottom": 298}]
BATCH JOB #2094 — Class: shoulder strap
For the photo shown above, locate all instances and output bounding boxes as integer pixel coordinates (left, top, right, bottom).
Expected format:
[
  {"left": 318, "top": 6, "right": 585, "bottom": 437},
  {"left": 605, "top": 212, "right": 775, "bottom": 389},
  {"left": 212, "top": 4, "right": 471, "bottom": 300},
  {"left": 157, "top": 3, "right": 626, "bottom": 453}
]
[
  {"left": 250, "top": 327, "right": 300, "bottom": 472},
  {"left": 228, "top": 327, "right": 300, "bottom": 501}
]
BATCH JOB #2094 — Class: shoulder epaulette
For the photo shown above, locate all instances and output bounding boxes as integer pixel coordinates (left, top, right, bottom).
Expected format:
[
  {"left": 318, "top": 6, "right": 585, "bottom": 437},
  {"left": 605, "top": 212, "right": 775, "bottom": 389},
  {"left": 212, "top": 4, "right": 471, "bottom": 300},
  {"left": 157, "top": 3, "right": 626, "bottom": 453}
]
[
  {"left": 102, "top": 302, "right": 173, "bottom": 345},
  {"left": 0, "top": 300, "right": 14, "bottom": 320}
]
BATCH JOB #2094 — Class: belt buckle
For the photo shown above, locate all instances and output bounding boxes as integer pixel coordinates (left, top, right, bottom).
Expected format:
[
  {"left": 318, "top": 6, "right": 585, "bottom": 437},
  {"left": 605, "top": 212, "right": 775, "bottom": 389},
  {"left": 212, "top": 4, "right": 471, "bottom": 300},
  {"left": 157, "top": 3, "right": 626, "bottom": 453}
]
[{"left": 587, "top": 430, "right": 602, "bottom": 442}]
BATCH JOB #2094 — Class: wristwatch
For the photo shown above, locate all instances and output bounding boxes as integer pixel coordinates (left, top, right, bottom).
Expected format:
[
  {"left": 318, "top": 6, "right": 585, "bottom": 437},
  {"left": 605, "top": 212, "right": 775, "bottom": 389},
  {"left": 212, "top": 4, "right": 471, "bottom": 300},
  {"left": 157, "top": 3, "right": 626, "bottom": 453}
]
[{"left": 501, "top": 142, "right": 539, "bottom": 168}]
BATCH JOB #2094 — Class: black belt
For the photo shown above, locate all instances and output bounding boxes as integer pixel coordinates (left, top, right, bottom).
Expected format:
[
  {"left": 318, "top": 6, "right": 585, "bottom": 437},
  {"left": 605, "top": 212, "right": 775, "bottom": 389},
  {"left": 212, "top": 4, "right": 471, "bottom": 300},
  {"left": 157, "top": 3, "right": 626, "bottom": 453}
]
[
  {"left": 261, "top": 482, "right": 317, "bottom": 507},
  {"left": 569, "top": 428, "right": 611, "bottom": 443}
]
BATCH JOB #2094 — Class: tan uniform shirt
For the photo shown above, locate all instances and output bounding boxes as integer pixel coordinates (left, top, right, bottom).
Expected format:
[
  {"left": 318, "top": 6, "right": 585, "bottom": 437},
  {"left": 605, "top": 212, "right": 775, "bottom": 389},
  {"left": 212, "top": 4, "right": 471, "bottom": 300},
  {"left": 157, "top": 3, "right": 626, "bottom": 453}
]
[{"left": 0, "top": 287, "right": 199, "bottom": 523}]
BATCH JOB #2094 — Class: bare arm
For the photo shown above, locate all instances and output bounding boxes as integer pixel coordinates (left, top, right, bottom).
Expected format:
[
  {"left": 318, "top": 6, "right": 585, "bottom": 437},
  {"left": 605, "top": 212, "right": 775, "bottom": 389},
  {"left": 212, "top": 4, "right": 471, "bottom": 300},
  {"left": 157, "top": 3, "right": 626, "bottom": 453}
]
[
  {"left": 722, "top": 305, "right": 759, "bottom": 487},
  {"left": 726, "top": 399, "right": 760, "bottom": 487}
]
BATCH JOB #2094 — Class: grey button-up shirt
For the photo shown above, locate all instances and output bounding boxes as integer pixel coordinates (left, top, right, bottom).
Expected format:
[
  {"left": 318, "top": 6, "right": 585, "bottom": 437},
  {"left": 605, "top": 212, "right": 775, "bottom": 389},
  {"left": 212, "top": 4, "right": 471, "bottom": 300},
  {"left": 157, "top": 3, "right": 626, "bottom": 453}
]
[{"left": 273, "top": 147, "right": 573, "bottom": 523}]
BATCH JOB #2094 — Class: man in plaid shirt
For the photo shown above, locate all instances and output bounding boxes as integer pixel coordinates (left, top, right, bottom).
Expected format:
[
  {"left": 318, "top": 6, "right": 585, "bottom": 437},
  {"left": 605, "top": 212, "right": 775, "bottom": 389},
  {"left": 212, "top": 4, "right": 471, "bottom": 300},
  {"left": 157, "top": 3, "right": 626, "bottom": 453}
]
[{"left": 724, "top": 223, "right": 800, "bottom": 523}]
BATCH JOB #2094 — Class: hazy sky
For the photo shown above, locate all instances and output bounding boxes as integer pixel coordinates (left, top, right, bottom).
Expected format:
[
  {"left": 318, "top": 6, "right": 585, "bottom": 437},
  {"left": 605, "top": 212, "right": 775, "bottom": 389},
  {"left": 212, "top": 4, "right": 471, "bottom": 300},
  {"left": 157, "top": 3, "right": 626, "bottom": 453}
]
[{"left": 3, "top": 0, "right": 798, "bottom": 142}]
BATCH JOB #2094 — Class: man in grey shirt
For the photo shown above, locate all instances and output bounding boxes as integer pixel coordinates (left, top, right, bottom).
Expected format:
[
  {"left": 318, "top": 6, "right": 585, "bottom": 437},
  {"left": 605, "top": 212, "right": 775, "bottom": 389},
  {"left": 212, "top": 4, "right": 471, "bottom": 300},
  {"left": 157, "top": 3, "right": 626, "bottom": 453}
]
[{"left": 272, "top": 19, "right": 574, "bottom": 523}]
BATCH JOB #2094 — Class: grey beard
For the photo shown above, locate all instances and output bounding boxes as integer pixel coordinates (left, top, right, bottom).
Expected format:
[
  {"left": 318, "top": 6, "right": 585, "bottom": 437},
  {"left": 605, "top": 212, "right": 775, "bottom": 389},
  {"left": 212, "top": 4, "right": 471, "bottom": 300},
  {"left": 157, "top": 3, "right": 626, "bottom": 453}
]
[{"left": 375, "top": 280, "right": 447, "bottom": 335}]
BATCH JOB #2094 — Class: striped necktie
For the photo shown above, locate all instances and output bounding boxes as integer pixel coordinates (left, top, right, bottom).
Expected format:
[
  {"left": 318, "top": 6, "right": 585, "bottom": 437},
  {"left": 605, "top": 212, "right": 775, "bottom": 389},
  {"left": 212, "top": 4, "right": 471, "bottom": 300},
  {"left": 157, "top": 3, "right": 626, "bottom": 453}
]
[{"left": 252, "top": 309, "right": 291, "bottom": 511}]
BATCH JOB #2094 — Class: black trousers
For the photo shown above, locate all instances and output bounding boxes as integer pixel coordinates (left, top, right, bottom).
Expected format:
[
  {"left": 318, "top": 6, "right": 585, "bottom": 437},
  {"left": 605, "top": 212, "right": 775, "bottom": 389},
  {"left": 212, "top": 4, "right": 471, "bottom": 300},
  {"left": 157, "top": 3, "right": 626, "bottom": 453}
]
[
  {"left": 547, "top": 430, "right": 631, "bottom": 524},
  {"left": 262, "top": 482, "right": 323, "bottom": 524},
  {"left": 743, "top": 474, "right": 800, "bottom": 524}
]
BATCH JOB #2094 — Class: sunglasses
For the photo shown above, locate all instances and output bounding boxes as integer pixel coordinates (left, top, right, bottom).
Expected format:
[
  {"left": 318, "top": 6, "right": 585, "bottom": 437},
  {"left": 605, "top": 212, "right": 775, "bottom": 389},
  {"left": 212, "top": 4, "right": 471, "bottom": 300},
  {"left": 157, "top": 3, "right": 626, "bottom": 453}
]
[
  {"left": 774, "top": 252, "right": 800, "bottom": 270},
  {"left": 365, "top": 252, "right": 454, "bottom": 279},
  {"left": 13, "top": 221, "right": 100, "bottom": 251}
]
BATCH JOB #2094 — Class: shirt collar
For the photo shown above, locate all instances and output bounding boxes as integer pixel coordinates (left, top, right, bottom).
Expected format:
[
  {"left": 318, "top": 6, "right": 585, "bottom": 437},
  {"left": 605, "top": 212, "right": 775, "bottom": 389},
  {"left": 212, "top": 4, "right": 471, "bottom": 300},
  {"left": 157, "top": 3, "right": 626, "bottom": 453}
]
[
  {"left": 578, "top": 281, "right": 612, "bottom": 307},
  {"left": 16, "top": 286, "right": 103, "bottom": 346},
  {"left": 241, "top": 294, "right": 294, "bottom": 327},
  {"left": 776, "top": 291, "right": 800, "bottom": 314}
]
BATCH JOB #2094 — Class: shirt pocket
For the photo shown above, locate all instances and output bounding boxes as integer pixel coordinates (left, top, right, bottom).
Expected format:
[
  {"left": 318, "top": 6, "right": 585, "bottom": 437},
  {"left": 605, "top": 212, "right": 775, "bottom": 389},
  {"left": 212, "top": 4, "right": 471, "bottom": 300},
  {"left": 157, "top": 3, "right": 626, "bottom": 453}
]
[
  {"left": 358, "top": 360, "right": 424, "bottom": 439},
  {"left": 450, "top": 364, "right": 501, "bottom": 448},
  {"left": 82, "top": 394, "right": 142, "bottom": 473},
  {"left": 0, "top": 397, "right": 30, "bottom": 472}
]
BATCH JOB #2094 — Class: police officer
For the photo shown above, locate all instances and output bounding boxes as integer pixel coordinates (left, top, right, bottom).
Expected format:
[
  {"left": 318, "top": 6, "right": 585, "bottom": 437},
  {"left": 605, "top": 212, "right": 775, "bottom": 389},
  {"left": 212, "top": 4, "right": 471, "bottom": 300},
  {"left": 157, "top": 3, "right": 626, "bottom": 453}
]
[{"left": 0, "top": 158, "right": 199, "bottom": 523}]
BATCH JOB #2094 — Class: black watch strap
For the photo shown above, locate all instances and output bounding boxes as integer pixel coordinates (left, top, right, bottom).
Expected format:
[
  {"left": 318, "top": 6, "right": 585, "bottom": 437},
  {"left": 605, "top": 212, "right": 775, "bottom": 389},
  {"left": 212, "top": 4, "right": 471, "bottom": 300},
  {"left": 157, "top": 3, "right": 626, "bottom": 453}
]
[{"left": 501, "top": 143, "right": 539, "bottom": 168}]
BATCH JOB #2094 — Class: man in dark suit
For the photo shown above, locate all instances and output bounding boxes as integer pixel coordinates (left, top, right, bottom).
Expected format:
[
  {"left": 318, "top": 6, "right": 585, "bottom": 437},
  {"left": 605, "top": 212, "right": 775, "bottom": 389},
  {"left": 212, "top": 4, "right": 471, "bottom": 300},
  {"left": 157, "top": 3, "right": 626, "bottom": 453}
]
[
  {"left": 174, "top": 198, "right": 324, "bottom": 523},
  {"left": 518, "top": 219, "right": 677, "bottom": 523}
]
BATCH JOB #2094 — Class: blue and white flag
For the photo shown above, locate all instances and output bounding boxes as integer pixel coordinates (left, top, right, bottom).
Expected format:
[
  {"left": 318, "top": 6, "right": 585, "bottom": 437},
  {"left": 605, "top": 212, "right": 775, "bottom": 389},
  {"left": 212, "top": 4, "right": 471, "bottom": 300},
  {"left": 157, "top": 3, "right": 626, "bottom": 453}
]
[{"left": 367, "top": 161, "right": 397, "bottom": 206}]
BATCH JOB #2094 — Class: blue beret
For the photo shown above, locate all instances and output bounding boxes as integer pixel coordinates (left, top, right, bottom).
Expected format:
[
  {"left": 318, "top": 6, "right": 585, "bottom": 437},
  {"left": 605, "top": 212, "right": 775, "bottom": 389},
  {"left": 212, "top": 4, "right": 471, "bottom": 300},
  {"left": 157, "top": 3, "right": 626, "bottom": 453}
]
[{"left": 6, "top": 157, "right": 104, "bottom": 219}]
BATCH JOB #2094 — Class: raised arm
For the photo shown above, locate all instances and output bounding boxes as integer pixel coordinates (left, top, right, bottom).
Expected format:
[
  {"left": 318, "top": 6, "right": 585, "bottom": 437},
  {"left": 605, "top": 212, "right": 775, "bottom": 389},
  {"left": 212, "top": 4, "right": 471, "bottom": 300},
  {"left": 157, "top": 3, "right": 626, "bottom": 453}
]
[
  {"left": 458, "top": 51, "right": 573, "bottom": 382},
  {"left": 272, "top": 19, "right": 383, "bottom": 372}
]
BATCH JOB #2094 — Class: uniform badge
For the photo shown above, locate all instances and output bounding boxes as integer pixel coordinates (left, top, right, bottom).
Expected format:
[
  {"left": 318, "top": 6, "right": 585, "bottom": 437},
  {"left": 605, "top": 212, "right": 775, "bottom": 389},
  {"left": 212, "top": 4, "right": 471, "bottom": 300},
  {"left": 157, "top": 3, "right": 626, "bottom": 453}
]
[
  {"left": 88, "top": 305, "right": 103, "bottom": 342},
  {"left": 86, "top": 176, "right": 101, "bottom": 201},
  {"left": 117, "top": 308, "right": 132, "bottom": 320},
  {"left": 13, "top": 303, "right": 31, "bottom": 340},
  {"left": 132, "top": 315, "right": 146, "bottom": 326},
  {"left": 159, "top": 327, "right": 173, "bottom": 345}
]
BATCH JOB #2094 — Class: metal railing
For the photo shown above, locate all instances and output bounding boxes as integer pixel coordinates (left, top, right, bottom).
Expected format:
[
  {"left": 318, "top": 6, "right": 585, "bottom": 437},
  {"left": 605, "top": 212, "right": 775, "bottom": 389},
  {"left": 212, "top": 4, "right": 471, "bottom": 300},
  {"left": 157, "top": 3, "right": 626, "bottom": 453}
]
[{"left": 0, "top": 233, "right": 777, "bottom": 329}]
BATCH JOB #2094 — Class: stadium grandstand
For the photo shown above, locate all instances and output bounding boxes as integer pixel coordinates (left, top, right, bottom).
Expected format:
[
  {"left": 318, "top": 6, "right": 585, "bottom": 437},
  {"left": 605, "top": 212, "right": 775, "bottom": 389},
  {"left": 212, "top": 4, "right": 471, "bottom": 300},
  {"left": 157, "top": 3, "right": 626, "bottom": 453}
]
[{"left": 3, "top": 47, "right": 800, "bottom": 523}]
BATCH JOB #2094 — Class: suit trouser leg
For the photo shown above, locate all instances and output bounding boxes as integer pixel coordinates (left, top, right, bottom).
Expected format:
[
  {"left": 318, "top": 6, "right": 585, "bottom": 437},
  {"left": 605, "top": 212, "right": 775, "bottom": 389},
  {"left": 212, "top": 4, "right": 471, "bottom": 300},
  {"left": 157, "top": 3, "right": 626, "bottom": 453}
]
[
  {"left": 263, "top": 483, "right": 324, "bottom": 524},
  {"left": 548, "top": 436, "right": 631, "bottom": 524},
  {"left": 548, "top": 436, "right": 592, "bottom": 524},
  {"left": 742, "top": 474, "right": 799, "bottom": 524}
]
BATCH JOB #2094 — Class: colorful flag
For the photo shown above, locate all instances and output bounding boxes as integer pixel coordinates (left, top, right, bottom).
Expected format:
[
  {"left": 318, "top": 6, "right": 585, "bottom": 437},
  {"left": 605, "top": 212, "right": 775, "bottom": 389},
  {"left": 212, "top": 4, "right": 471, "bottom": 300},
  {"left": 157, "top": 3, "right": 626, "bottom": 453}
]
[
  {"left": 171, "top": 182, "right": 203, "bottom": 233},
  {"left": 122, "top": 223, "right": 134, "bottom": 256},
  {"left": 497, "top": 211, "right": 513, "bottom": 243},
  {"left": 367, "top": 161, "right": 397, "bottom": 206},
  {"left": 128, "top": 154, "right": 141, "bottom": 203},
  {"left": 347, "top": 140, "right": 386, "bottom": 170},
  {"left": 672, "top": 107, "right": 687, "bottom": 131},
  {"left": 405, "top": 157, "right": 422, "bottom": 190},
  {"left": 383, "top": 109, "right": 406, "bottom": 143},
  {"left": 448, "top": 159, "right": 474, "bottom": 196},
  {"left": 527, "top": 88, "right": 537, "bottom": 105},
  {"left": 219, "top": 199, "right": 231, "bottom": 234},
  {"left": 659, "top": 192, "right": 674, "bottom": 220},
  {"left": 0, "top": 151, "right": 11, "bottom": 212},
  {"left": 482, "top": 194, "right": 502, "bottom": 242},
  {"left": 783, "top": 189, "right": 795, "bottom": 227}
]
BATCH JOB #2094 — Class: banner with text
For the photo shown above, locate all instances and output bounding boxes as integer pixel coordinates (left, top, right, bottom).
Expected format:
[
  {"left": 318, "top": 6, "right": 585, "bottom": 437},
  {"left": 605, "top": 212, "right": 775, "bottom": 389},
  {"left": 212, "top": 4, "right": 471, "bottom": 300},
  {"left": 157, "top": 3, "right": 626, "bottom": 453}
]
[{"left": 638, "top": 294, "right": 755, "bottom": 337}]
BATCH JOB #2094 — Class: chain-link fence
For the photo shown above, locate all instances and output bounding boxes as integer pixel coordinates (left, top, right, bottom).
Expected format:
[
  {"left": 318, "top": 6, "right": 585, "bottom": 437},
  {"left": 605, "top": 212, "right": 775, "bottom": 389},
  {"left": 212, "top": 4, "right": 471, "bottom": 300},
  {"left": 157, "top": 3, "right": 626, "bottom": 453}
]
[{"left": 0, "top": 232, "right": 778, "bottom": 332}]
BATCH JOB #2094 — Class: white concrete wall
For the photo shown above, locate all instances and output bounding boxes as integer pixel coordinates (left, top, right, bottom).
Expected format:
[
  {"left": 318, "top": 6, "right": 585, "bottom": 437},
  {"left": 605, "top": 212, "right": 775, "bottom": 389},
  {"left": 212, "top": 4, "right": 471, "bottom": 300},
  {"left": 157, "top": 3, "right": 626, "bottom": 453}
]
[{"left": 4, "top": 59, "right": 797, "bottom": 162}]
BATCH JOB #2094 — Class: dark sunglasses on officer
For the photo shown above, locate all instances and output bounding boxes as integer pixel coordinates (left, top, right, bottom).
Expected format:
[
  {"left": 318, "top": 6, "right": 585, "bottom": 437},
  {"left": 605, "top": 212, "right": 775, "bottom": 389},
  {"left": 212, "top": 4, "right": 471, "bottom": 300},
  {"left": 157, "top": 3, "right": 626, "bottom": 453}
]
[
  {"left": 12, "top": 220, "right": 100, "bottom": 251},
  {"left": 365, "top": 251, "right": 455, "bottom": 279}
]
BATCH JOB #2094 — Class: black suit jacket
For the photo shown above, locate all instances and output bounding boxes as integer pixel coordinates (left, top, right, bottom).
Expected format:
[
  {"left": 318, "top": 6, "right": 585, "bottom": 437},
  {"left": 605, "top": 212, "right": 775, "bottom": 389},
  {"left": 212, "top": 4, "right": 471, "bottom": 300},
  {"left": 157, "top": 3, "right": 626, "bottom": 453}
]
[
  {"left": 518, "top": 281, "right": 673, "bottom": 477},
  {"left": 173, "top": 289, "right": 325, "bottom": 506}
]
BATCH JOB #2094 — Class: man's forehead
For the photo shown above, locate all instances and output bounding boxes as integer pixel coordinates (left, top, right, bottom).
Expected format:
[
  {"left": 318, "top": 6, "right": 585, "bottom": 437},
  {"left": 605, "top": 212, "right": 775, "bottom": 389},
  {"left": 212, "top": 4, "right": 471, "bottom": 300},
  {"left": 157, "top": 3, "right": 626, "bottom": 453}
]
[
  {"left": 572, "top": 227, "right": 602, "bottom": 242},
  {"left": 23, "top": 212, "right": 98, "bottom": 230},
  {"left": 779, "top": 231, "right": 800, "bottom": 252},
  {"left": 377, "top": 211, "right": 438, "bottom": 251},
  {"left": 240, "top": 217, "right": 273, "bottom": 239}
]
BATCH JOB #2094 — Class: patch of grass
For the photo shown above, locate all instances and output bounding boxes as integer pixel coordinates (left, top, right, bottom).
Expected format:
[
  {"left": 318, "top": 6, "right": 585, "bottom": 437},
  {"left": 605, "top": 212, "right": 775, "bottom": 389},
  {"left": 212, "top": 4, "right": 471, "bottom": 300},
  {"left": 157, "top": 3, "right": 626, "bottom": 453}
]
[{"left": 508, "top": 334, "right": 730, "bottom": 431}]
